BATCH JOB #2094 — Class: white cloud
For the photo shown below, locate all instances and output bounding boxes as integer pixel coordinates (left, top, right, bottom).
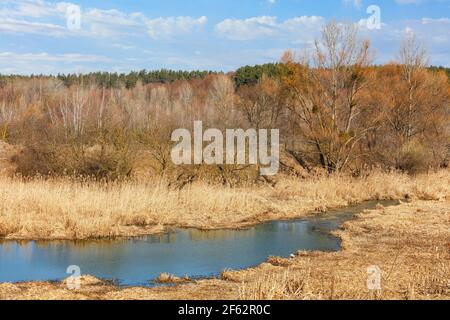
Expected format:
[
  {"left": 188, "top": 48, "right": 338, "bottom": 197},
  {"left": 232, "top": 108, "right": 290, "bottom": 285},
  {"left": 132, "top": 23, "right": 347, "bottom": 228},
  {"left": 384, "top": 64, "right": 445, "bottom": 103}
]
[
  {"left": 421, "top": 17, "right": 450, "bottom": 25},
  {"left": 0, "top": 17, "right": 67, "bottom": 36},
  {"left": 0, "top": 0, "right": 54, "bottom": 17},
  {"left": 215, "top": 16, "right": 277, "bottom": 40},
  {"left": 395, "top": 0, "right": 424, "bottom": 4},
  {"left": 111, "top": 43, "right": 136, "bottom": 50},
  {"left": 0, "top": 52, "right": 112, "bottom": 63},
  {"left": 0, "top": 0, "right": 77, "bottom": 19},
  {"left": 146, "top": 16, "right": 207, "bottom": 39},
  {"left": 342, "top": 0, "right": 362, "bottom": 9},
  {"left": 432, "top": 35, "right": 448, "bottom": 43},
  {"left": 215, "top": 15, "right": 325, "bottom": 41},
  {"left": 0, "top": 1, "right": 208, "bottom": 40},
  {"left": 84, "top": 8, "right": 144, "bottom": 27},
  {"left": 0, "top": 1, "right": 80, "bottom": 36},
  {"left": 0, "top": 51, "right": 116, "bottom": 74}
]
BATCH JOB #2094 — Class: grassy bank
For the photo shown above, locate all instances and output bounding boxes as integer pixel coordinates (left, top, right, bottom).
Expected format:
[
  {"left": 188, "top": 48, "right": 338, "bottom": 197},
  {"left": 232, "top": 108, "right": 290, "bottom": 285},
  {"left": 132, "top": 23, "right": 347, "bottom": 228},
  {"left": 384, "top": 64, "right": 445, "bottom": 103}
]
[
  {"left": 0, "top": 199, "right": 448, "bottom": 300},
  {"left": 0, "top": 170, "right": 449, "bottom": 240},
  {"left": 235, "top": 200, "right": 449, "bottom": 300}
]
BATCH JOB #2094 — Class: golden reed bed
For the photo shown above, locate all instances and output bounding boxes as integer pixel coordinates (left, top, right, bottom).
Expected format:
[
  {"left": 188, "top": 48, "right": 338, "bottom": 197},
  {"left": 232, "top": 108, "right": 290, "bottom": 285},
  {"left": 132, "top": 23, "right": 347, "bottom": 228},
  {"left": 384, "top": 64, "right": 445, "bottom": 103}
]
[{"left": 0, "top": 170, "right": 449, "bottom": 240}]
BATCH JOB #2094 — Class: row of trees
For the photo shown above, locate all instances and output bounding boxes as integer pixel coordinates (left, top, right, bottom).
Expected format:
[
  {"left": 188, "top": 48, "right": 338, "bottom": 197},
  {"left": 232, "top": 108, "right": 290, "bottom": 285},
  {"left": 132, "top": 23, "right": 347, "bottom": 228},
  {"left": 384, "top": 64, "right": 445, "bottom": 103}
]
[
  {"left": 0, "top": 69, "right": 218, "bottom": 90},
  {"left": 1, "top": 63, "right": 447, "bottom": 90},
  {"left": 277, "top": 26, "right": 449, "bottom": 174},
  {"left": 0, "top": 21, "right": 449, "bottom": 182}
]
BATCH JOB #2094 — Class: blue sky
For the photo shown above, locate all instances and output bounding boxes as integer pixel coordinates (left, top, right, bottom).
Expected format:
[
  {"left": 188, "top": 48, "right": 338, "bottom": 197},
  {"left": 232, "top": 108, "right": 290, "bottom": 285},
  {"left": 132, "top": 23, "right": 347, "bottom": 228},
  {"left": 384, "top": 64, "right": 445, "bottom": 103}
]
[{"left": 0, "top": 0, "right": 449, "bottom": 74}]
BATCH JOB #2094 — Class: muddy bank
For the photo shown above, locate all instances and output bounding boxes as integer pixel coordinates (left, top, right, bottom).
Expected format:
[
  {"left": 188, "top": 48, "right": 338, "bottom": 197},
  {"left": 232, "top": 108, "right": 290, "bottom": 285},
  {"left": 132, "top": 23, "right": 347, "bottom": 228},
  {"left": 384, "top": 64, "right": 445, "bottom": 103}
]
[{"left": 1, "top": 200, "right": 448, "bottom": 300}]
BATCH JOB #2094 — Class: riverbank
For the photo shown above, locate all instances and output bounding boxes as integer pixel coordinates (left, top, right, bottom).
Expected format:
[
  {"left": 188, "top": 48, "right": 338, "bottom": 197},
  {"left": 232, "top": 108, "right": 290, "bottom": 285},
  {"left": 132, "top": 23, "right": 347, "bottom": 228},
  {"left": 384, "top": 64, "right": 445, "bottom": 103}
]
[
  {"left": 0, "top": 199, "right": 448, "bottom": 300},
  {"left": 0, "top": 170, "right": 449, "bottom": 240}
]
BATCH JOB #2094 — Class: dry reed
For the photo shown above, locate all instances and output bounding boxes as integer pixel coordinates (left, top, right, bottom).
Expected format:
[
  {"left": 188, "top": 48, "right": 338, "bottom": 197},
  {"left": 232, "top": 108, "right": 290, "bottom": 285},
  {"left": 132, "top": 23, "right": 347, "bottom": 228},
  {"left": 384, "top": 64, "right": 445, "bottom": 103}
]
[{"left": 0, "top": 170, "right": 449, "bottom": 240}]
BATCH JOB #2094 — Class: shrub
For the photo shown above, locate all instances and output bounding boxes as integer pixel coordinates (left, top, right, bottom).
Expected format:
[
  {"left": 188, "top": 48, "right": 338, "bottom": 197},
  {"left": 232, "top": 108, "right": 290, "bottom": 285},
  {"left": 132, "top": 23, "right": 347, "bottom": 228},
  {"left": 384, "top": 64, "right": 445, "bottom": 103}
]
[{"left": 397, "top": 141, "right": 429, "bottom": 174}]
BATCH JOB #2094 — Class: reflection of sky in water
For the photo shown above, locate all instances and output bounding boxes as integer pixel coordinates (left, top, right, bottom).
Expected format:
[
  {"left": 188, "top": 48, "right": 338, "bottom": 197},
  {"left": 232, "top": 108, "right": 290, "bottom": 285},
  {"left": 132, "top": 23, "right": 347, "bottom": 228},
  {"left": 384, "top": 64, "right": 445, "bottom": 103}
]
[{"left": 0, "top": 200, "right": 398, "bottom": 287}]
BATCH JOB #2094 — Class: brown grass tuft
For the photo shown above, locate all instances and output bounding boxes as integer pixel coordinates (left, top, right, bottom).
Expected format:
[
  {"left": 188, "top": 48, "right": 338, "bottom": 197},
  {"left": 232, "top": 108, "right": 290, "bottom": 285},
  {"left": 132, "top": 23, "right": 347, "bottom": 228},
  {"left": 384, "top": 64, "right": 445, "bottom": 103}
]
[{"left": 155, "top": 273, "right": 190, "bottom": 284}]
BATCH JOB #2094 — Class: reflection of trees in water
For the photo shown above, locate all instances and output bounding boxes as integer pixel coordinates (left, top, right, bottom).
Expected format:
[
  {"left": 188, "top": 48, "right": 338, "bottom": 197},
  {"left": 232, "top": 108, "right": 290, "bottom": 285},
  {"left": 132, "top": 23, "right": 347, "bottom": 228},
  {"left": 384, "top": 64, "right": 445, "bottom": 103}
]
[
  {"left": 146, "top": 232, "right": 178, "bottom": 244},
  {"left": 186, "top": 228, "right": 258, "bottom": 241},
  {"left": 0, "top": 241, "right": 34, "bottom": 259},
  {"left": 185, "top": 222, "right": 311, "bottom": 241},
  {"left": 273, "top": 222, "right": 307, "bottom": 233}
]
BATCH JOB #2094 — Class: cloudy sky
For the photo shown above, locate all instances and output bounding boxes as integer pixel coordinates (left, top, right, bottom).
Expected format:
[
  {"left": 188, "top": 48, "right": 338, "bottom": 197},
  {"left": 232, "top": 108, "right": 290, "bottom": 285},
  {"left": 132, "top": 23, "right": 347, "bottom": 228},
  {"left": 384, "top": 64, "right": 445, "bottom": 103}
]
[{"left": 0, "top": 0, "right": 449, "bottom": 74}]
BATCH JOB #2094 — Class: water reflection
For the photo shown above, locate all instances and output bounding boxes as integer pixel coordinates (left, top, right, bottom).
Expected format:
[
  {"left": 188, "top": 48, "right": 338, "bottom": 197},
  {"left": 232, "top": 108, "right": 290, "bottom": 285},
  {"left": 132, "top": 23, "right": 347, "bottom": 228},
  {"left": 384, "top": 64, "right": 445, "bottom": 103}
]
[{"left": 0, "top": 200, "right": 399, "bottom": 287}]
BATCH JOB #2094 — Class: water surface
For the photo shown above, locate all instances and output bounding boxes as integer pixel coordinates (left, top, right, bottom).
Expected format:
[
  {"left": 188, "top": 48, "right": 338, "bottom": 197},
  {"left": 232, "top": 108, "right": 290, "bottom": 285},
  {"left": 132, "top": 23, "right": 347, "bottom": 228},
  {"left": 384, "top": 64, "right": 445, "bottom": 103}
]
[{"left": 0, "top": 200, "right": 398, "bottom": 287}]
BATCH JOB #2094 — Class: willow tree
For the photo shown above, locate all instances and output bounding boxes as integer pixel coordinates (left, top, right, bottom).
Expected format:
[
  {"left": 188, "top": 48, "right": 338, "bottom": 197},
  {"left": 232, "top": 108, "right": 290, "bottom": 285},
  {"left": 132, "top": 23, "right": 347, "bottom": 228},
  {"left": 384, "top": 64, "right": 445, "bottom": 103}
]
[
  {"left": 281, "top": 21, "right": 378, "bottom": 173},
  {"left": 366, "top": 35, "right": 450, "bottom": 172}
]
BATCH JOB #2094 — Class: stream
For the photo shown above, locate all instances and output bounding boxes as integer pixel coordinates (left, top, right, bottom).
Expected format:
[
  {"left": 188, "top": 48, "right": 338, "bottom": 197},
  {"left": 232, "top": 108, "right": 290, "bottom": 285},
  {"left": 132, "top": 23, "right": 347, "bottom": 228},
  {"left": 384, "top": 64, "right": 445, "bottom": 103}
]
[{"left": 0, "top": 200, "right": 399, "bottom": 287}]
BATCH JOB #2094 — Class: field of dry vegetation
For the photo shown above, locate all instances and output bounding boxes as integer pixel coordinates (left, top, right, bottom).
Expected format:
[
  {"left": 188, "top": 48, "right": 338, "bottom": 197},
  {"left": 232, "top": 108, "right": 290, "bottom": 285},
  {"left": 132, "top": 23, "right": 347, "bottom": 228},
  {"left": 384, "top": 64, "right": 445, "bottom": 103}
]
[{"left": 0, "top": 170, "right": 448, "bottom": 240}]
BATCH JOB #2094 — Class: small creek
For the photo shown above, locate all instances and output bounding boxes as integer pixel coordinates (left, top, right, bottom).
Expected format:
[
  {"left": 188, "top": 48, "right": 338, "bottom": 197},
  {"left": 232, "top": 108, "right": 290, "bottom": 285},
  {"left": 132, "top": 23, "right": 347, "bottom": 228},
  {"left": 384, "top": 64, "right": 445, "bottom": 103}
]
[{"left": 0, "top": 200, "right": 398, "bottom": 287}]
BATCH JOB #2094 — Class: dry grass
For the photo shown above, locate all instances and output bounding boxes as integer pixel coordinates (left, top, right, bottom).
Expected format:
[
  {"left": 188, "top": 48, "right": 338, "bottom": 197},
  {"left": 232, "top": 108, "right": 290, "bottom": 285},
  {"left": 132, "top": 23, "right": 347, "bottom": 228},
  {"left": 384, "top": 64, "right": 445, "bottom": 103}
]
[
  {"left": 238, "top": 268, "right": 314, "bottom": 300},
  {"left": 0, "top": 199, "right": 448, "bottom": 300},
  {"left": 0, "top": 170, "right": 449, "bottom": 240},
  {"left": 237, "top": 200, "right": 450, "bottom": 300},
  {"left": 155, "top": 273, "right": 190, "bottom": 284}
]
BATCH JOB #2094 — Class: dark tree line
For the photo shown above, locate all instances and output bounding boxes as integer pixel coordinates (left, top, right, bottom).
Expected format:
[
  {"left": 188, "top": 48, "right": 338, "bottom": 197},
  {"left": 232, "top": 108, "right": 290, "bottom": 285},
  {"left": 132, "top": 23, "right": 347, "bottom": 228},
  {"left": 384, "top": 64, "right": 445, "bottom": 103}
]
[
  {"left": 1, "top": 64, "right": 448, "bottom": 90},
  {"left": 0, "top": 69, "right": 218, "bottom": 89},
  {"left": 57, "top": 70, "right": 220, "bottom": 88},
  {"left": 233, "top": 63, "right": 289, "bottom": 87}
]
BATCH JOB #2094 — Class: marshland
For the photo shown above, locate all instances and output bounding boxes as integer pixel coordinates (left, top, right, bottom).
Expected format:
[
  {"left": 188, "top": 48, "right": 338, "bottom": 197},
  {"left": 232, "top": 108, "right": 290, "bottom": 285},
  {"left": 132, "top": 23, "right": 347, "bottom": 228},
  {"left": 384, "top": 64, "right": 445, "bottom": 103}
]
[{"left": 0, "top": 21, "right": 449, "bottom": 300}]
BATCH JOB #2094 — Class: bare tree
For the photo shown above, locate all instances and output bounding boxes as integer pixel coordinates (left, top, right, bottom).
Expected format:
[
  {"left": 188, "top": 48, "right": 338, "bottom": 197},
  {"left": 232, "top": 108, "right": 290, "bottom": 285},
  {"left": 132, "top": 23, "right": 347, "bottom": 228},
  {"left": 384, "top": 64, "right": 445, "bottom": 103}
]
[
  {"left": 399, "top": 34, "right": 429, "bottom": 141},
  {"left": 368, "top": 35, "right": 450, "bottom": 171},
  {"left": 283, "top": 21, "right": 376, "bottom": 172},
  {"left": 0, "top": 102, "right": 14, "bottom": 141},
  {"left": 238, "top": 75, "right": 282, "bottom": 130},
  {"left": 207, "top": 75, "right": 235, "bottom": 127}
]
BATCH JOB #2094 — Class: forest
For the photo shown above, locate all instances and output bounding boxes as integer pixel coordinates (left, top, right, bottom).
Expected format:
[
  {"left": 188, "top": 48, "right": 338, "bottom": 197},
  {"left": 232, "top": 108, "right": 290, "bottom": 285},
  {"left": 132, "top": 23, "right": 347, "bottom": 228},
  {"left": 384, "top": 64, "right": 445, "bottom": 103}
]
[{"left": 0, "top": 22, "right": 449, "bottom": 185}]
